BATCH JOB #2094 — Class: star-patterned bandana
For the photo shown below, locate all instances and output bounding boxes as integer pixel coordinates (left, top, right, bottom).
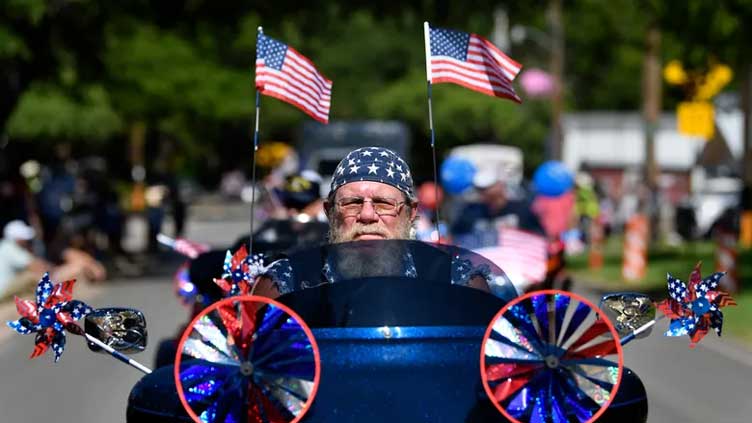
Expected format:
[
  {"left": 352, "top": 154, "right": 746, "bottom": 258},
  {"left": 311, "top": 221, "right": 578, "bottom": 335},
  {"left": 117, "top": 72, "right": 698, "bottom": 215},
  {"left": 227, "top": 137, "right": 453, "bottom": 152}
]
[{"left": 330, "top": 147, "right": 415, "bottom": 200}]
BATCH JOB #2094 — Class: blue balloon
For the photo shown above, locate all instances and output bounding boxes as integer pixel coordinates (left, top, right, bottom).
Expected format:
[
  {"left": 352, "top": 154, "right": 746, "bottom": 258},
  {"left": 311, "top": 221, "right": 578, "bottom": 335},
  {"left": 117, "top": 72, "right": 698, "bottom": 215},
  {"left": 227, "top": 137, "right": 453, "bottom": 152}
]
[
  {"left": 440, "top": 157, "right": 476, "bottom": 195},
  {"left": 533, "top": 161, "right": 574, "bottom": 196}
]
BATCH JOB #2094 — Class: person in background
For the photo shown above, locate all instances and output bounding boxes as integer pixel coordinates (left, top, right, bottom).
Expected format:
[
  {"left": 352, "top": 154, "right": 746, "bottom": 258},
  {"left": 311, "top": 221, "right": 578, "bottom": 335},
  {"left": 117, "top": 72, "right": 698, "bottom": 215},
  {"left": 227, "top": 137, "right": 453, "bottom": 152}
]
[
  {"left": 0, "top": 220, "right": 107, "bottom": 300},
  {"left": 451, "top": 172, "right": 545, "bottom": 249},
  {"left": 0, "top": 220, "right": 47, "bottom": 299},
  {"left": 275, "top": 170, "right": 326, "bottom": 222}
]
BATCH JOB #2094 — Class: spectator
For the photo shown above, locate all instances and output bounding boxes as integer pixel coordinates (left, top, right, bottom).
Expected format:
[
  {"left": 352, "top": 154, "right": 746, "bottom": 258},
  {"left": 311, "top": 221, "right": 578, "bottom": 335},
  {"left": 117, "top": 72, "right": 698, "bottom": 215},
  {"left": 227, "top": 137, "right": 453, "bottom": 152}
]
[
  {"left": 0, "top": 220, "right": 107, "bottom": 300},
  {"left": 0, "top": 220, "right": 47, "bottom": 299},
  {"left": 451, "top": 172, "right": 545, "bottom": 249}
]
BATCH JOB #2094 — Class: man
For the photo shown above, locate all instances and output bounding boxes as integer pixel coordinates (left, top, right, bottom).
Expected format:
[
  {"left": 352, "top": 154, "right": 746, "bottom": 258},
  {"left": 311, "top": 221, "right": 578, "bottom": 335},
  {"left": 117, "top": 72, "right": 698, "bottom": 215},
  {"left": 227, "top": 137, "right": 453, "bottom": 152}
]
[
  {"left": 451, "top": 172, "right": 545, "bottom": 249},
  {"left": 252, "top": 147, "right": 516, "bottom": 301},
  {"left": 0, "top": 220, "right": 47, "bottom": 299},
  {"left": 0, "top": 220, "right": 107, "bottom": 300}
]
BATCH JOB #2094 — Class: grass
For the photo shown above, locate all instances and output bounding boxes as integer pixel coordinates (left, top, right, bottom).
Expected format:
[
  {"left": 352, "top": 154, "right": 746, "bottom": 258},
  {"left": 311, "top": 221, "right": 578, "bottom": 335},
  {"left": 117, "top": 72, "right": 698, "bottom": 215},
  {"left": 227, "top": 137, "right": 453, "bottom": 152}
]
[
  {"left": 569, "top": 236, "right": 752, "bottom": 347},
  {"left": 569, "top": 236, "right": 717, "bottom": 293},
  {"left": 724, "top": 290, "right": 752, "bottom": 347}
]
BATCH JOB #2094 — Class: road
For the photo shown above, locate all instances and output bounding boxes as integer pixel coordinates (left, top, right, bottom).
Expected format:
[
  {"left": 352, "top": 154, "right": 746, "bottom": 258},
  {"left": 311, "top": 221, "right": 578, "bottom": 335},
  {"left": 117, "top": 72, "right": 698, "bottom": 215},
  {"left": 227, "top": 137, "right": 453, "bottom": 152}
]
[{"left": 1, "top": 215, "right": 751, "bottom": 422}]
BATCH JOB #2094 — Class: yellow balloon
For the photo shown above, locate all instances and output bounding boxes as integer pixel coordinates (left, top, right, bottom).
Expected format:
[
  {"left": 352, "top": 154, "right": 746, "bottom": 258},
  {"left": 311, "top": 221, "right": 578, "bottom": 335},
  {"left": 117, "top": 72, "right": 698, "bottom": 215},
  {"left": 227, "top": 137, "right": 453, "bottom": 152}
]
[{"left": 664, "top": 60, "right": 688, "bottom": 85}]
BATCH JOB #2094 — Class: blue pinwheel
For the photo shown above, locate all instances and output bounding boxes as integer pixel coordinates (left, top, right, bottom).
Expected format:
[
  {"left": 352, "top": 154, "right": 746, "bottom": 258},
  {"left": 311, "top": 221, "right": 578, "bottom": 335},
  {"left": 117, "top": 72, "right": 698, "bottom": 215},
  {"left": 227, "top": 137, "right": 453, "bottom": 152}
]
[
  {"left": 657, "top": 262, "right": 736, "bottom": 348},
  {"left": 6, "top": 273, "right": 93, "bottom": 362}
]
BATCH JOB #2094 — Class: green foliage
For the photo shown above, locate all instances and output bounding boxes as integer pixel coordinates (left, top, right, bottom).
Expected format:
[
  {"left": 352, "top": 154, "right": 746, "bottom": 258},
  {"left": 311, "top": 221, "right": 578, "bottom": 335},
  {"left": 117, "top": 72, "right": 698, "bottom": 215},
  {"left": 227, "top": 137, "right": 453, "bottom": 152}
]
[
  {"left": 4, "top": 0, "right": 48, "bottom": 26},
  {"left": 3, "top": 0, "right": 752, "bottom": 178},
  {"left": 6, "top": 83, "right": 122, "bottom": 141},
  {"left": 0, "top": 25, "right": 30, "bottom": 60}
]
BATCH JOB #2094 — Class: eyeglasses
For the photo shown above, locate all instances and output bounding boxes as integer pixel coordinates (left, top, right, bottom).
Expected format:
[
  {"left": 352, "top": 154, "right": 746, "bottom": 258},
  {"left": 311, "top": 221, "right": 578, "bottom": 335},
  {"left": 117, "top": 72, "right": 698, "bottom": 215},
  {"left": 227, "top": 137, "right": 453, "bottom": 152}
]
[{"left": 335, "top": 196, "right": 407, "bottom": 217}]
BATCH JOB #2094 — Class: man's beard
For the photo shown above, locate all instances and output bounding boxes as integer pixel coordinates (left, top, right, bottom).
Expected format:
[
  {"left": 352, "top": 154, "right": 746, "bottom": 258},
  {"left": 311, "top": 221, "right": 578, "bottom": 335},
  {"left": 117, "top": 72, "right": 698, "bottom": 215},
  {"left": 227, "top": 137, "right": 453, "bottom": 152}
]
[
  {"left": 326, "top": 211, "right": 415, "bottom": 279},
  {"left": 329, "top": 239, "right": 408, "bottom": 280},
  {"left": 327, "top": 212, "right": 415, "bottom": 243}
]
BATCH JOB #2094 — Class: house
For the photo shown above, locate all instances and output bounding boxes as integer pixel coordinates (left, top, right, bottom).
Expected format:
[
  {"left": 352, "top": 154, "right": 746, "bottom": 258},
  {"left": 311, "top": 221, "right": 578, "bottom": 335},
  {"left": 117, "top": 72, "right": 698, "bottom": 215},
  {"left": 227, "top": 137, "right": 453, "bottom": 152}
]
[{"left": 562, "top": 111, "right": 743, "bottom": 204}]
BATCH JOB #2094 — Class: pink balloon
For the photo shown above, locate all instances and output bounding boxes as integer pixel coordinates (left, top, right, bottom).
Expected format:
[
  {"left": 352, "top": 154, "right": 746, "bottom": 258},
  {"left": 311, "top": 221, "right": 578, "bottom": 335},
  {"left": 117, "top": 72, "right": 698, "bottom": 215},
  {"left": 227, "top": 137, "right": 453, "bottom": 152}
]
[
  {"left": 532, "top": 191, "right": 575, "bottom": 238},
  {"left": 520, "top": 68, "right": 555, "bottom": 98}
]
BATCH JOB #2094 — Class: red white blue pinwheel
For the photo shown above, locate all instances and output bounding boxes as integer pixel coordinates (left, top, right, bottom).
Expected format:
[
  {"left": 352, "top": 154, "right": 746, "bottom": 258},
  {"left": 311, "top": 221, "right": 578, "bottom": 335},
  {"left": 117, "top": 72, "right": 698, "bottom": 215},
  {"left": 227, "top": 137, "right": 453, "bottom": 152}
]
[
  {"left": 657, "top": 262, "right": 736, "bottom": 348},
  {"left": 213, "top": 245, "right": 267, "bottom": 296},
  {"left": 6, "top": 273, "right": 93, "bottom": 362}
]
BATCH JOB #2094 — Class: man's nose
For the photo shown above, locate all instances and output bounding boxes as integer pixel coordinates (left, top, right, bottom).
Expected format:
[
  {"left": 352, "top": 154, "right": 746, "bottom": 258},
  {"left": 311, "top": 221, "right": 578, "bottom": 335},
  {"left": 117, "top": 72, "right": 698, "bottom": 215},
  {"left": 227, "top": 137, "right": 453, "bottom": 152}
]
[{"left": 357, "top": 201, "right": 379, "bottom": 223}]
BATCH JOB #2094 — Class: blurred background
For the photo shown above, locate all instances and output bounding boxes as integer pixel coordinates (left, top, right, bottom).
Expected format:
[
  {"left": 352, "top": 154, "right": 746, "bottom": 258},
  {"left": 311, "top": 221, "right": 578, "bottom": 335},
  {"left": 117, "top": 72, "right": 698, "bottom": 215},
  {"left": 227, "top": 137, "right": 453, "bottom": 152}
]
[{"left": 1, "top": 1, "right": 752, "bottom": 422}]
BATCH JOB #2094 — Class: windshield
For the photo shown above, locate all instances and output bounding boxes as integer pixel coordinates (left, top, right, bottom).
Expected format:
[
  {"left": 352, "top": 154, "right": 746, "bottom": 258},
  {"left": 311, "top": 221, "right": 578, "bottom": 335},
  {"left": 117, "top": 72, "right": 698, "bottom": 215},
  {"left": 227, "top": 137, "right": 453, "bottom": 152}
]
[
  {"left": 272, "top": 240, "right": 516, "bottom": 327},
  {"left": 281, "top": 240, "right": 514, "bottom": 297}
]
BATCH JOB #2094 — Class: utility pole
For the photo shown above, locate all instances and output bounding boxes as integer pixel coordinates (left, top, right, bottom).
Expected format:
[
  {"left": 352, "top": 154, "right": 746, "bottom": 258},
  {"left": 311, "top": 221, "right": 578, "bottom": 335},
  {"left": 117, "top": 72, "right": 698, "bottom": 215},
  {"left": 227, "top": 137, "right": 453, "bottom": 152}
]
[
  {"left": 548, "top": 0, "right": 565, "bottom": 161},
  {"left": 642, "top": 22, "right": 662, "bottom": 239},
  {"left": 741, "top": 63, "right": 752, "bottom": 247}
]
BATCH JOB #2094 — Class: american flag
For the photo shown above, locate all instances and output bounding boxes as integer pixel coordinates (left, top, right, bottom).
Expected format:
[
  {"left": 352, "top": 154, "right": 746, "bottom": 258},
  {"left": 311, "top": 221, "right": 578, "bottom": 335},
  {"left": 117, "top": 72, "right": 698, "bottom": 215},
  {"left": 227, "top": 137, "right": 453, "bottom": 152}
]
[
  {"left": 427, "top": 25, "right": 522, "bottom": 103},
  {"left": 157, "top": 234, "right": 209, "bottom": 259},
  {"left": 255, "top": 33, "right": 332, "bottom": 123},
  {"left": 475, "top": 227, "right": 548, "bottom": 284}
]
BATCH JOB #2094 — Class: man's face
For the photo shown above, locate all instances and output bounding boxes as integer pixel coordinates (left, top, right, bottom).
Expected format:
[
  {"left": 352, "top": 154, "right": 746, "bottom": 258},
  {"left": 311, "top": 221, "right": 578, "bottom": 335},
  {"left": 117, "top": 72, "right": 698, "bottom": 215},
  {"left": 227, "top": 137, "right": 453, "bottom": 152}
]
[
  {"left": 479, "top": 181, "right": 507, "bottom": 209},
  {"left": 15, "top": 239, "right": 32, "bottom": 250},
  {"left": 327, "top": 181, "right": 416, "bottom": 243}
]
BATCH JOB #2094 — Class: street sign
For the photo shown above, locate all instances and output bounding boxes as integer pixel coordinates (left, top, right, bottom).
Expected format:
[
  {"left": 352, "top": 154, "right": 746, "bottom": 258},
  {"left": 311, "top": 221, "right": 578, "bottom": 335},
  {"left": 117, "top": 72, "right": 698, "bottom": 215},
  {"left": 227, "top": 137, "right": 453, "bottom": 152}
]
[{"left": 677, "top": 101, "right": 714, "bottom": 139}]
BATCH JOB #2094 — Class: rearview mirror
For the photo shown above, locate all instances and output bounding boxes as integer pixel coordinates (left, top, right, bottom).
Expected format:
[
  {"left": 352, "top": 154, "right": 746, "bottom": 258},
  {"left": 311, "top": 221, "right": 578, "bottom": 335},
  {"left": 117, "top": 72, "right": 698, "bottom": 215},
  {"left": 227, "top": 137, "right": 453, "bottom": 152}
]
[
  {"left": 85, "top": 308, "right": 147, "bottom": 354},
  {"left": 599, "top": 293, "right": 655, "bottom": 339}
]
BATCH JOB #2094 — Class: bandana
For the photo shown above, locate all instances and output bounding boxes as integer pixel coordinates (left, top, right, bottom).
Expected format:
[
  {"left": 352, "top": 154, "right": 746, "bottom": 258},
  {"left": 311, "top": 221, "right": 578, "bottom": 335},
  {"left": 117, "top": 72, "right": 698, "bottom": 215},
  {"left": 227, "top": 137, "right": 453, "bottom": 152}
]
[{"left": 330, "top": 147, "right": 415, "bottom": 200}]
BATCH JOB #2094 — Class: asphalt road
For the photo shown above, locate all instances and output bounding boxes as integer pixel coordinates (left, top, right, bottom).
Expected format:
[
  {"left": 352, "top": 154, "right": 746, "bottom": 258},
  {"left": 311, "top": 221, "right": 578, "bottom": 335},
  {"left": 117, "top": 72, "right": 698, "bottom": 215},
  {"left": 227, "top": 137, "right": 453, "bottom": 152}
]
[{"left": 1, "top": 216, "right": 751, "bottom": 422}]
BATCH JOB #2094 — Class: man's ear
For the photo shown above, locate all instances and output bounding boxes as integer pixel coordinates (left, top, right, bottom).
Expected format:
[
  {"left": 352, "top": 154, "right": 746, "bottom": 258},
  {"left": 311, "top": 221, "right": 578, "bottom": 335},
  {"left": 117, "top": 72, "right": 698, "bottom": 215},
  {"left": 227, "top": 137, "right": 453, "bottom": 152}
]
[
  {"left": 409, "top": 201, "right": 418, "bottom": 222},
  {"left": 324, "top": 201, "right": 331, "bottom": 219}
]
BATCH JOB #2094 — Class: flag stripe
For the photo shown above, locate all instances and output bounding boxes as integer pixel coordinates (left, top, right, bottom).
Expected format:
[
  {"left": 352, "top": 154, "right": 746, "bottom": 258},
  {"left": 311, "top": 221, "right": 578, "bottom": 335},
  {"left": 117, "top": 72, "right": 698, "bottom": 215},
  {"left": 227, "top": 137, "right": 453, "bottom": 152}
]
[
  {"left": 258, "top": 77, "right": 331, "bottom": 117},
  {"left": 260, "top": 84, "right": 330, "bottom": 122},
  {"left": 467, "top": 42, "right": 520, "bottom": 79},
  {"left": 432, "top": 57, "right": 514, "bottom": 85},
  {"left": 432, "top": 74, "right": 520, "bottom": 102},
  {"left": 476, "top": 227, "right": 547, "bottom": 282},
  {"left": 431, "top": 69, "right": 521, "bottom": 102},
  {"left": 432, "top": 76, "right": 521, "bottom": 103},
  {"left": 256, "top": 61, "right": 331, "bottom": 100},
  {"left": 256, "top": 64, "right": 331, "bottom": 109},
  {"left": 256, "top": 62, "right": 331, "bottom": 110},
  {"left": 431, "top": 60, "right": 520, "bottom": 96},
  {"left": 258, "top": 83, "right": 330, "bottom": 122},
  {"left": 473, "top": 36, "right": 522, "bottom": 75},
  {"left": 286, "top": 49, "right": 333, "bottom": 89}
]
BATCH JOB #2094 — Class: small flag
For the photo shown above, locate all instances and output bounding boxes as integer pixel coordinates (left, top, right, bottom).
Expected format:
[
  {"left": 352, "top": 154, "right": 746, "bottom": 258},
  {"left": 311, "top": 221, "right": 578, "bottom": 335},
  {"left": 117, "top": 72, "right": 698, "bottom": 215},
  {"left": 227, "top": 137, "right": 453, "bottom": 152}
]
[
  {"left": 255, "top": 32, "right": 332, "bottom": 123},
  {"left": 173, "top": 237, "right": 210, "bottom": 259},
  {"left": 475, "top": 227, "right": 548, "bottom": 284},
  {"left": 427, "top": 25, "right": 522, "bottom": 103}
]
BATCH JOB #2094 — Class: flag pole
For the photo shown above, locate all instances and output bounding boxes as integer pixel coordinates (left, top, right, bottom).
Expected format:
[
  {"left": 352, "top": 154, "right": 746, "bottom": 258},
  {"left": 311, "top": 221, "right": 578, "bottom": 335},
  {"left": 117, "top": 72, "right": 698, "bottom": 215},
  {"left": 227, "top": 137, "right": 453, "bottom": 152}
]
[
  {"left": 250, "top": 26, "right": 263, "bottom": 256},
  {"left": 424, "top": 22, "right": 442, "bottom": 243}
]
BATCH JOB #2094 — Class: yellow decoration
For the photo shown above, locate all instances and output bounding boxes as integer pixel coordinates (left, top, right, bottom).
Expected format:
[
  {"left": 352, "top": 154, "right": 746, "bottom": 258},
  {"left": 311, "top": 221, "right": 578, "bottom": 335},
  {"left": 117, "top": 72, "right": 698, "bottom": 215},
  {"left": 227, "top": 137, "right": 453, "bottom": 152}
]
[
  {"left": 664, "top": 60, "right": 688, "bottom": 85},
  {"left": 257, "top": 142, "right": 293, "bottom": 168},
  {"left": 677, "top": 101, "right": 714, "bottom": 140},
  {"left": 695, "top": 64, "right": 733, "bottom": 101},
  {"left": 741, "top": 211, "right": 752, "bottom": 248}
]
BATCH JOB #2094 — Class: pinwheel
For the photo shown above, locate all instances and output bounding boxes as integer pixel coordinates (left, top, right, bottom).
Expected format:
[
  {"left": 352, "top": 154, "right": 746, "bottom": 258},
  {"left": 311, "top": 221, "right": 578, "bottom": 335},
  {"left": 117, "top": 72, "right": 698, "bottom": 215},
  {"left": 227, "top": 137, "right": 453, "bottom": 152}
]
[
  {"left": 175, "top": 296, "right": 320, "bottom": 423},
  {"left": 6, "top": 273, "right": 93, "bottom": 362},
  {"left": 657, "top": 262, "right": 736, "bottom": 348},
  {"left": 213, "top": 245, "right": 267, "bottom": 296},
  {"left": 482, "top": 290, "right": 623, "bottom": 423}
]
